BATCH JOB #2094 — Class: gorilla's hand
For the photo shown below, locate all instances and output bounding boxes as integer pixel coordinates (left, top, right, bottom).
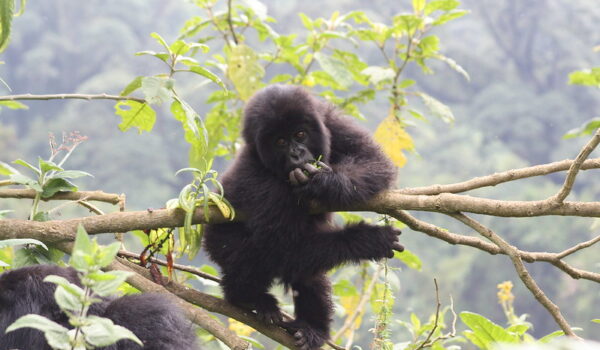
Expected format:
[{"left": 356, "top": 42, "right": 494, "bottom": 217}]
[
  {"left": 349, "top": 223, "right": 404, "bottom": 260},
  {"left": 288, "top": 161, "right": 332, "bottom": 186}
]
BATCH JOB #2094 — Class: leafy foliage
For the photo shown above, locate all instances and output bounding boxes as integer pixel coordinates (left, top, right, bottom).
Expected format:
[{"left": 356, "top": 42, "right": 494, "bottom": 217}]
[{"left": 6, "top": 226, "right": 141, "bottom": 349}]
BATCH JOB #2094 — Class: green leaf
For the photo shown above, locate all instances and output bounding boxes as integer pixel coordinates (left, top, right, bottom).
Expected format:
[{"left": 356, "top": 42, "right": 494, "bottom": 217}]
[
  {"left": 50, "top": 170, "right": 93, "bottom": 180},
  {"left": 361, "top": 66, "right": 395, "bottom": 85},
  {"left": 141, "top": 76, "right": 174, "bottom": 105},
  {"left": 460, "top": 311, "right": 519, "bottom": 348},
  {"left": 0, "top": 0, "right": 14, "bottom": 52},
  {"left": 33, "top": 211, "right": 50, "bottom": 222},
  {"left": 87, "top": 270, "right": 132, "bottom": 296},
  {"left": 10, "top": 173, "right": 43, "bottom": 192},
  {"left": 432, "top": 10, "right": 469, "bottom": 26},
  {"left": 0, "top": 100, "right": 28, "bottom": 109},
  {"left": 418, "top": 35, "right": 440, "bottom": 56},
  {"left": 114, "top": 100, "right": 156, "bottom": 133},
  {"left": 39, "top": 158, "right": 63, "bottom": 173},
  {"left": 135, "top": 50, "right": 170, "bottom": 62},
  {"left": 226, "top": 44, "right": 265, "bottom": 101},
  {"left": 41, "top": 178, "right": 77, "bottom": 198},
  {"left": 73, "top": 224, "right": 93, "bottom": 258},
  {"left": 0, "top": 209, "right": 13, "bottom": 219},
  {"left": 49, "top": 283, "right": 85, "bottom": 312},
  {"left": 436, "top": 54, "right": 470, "bottom": 81},
  {"left": 189, "top": 66, "right": 227, "bottom": 90},
  {"left": 425, "top": 0, "right": 460, "bottom": 15},
  {"left": 298, "top": 13, "right": 314, "bottom": 30},
  {"left": 418, "top": 92, "right": 455, "bottom": 123},
  {"left": 412, "top": 0, "right": 426, "bottom": 13},
  {"left": 394, "top": 249, "right": 422, "bottom": 271},
  {"left": 83, "top": 316, "right": 143, "bottom": 347},
  {"left": 0, "top": 161, "right": 18, "bottom": 175},
  {"left": 13, "top": 158, "right": 41, "bottom": 175},
  {"left": 506, "top": 323, "right": 530, "bottom": 336},
  {"left": 199, "top": 264, "right": 219, "bottom": 277},
  {"left": 95, "top": 242, "right": 121, "bottom": 268},
  {"left": 241, "top": 0, "right": 268, "bottom": 20},
  {"left": 538, "top": 330, "right": 565, "bottom": 343},
  {"left": 6, "top": 314, "right": 69, "bottom": 337},
  {"left": 563, "top": 117, "right": 600, "bottom": 139},
  {"left": 0, "top": 238, "right": 47, "bottom": 250},
  {"left": 239, "top": 335, "right": 265, "bottom": 349},
  {"left": 314, "top": 52, "right": 353, "bottom": 89},
  {"left": 568, "top": 68, "right": 600, "bottom": 87},
  {"left": 333, "top": 279, "right": 359, "bottom": 297},
  {"left": 150, "top": 32, "right": 170, "bottom": 52},
  {"left": 120, "top": 76, "right": 143, "bottom": 96}
]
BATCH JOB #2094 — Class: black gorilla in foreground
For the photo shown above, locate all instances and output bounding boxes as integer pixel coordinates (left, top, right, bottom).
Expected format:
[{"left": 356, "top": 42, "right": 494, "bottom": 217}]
[
  {"left": 0, "top": 265, "right": 199, "bottom": 350},
  {"left": 204, "top": 85, "right": 404, "bottom": 350}
]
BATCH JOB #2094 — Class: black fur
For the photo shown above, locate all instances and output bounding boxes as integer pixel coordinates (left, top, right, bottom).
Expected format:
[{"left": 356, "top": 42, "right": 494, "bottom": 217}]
[
  {"left": 204, "top": 85, "right": 402, "bottom": 350},
  {"left": 0, "top": 265, "right": 199, "bottom": 350}
]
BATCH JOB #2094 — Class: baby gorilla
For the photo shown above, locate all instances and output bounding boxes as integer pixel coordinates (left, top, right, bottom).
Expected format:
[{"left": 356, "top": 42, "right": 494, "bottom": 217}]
[
  {"left": 204, "top": 85, "right": 403, "bottom": 349},
  {"left": 0, "top": 265, "right": 199, "bottom": 350}
]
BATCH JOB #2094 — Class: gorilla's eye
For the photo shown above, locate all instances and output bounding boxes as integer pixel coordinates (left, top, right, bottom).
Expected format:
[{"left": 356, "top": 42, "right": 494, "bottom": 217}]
[
  {"left": 295, "top": 131, "right": 306, "bottom": 140},
  {"left": 276, "top": 138, "right": 287, "bottom": 146}
]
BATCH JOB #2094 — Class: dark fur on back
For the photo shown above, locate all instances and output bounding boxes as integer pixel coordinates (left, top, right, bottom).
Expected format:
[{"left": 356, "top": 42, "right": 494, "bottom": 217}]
[
  {"left": 0, "top": 265, "right": 199, "bottom": 350},
  {"left": 204, "top": 85, "right": 400, "bottom": 349}
]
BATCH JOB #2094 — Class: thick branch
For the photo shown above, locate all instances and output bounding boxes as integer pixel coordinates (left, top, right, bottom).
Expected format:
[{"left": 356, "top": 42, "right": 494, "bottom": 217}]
[
  {"left": 0, "top": 188, "right": 124, "bottom": 204},
  {"left": 0, "top": 93, "right": 146, "bottom": 103}
]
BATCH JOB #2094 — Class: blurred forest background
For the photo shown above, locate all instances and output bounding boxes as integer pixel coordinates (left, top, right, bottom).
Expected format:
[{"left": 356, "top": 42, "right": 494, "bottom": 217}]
[{"left": 1, "top": 0, "right": 600, "bottom": 346}]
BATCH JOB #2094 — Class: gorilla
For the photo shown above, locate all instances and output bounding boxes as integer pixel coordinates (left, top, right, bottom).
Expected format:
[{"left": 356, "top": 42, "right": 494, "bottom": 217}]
[
  {"left": 204, "top": 85, "right": 403, "bottom": 350},
  {"left": 0, "top": 265, "right": 199, "bottom": 350}
]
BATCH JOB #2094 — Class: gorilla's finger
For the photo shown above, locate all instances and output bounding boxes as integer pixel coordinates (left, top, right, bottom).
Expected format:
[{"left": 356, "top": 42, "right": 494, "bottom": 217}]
[
  {"left": 302, "top": 163, "right": 319, "bottom": 175},
  {"left": 316, "top": 161, "right": 332, "bottom": 172},
  {"left": 293, "top": 168, "right": 310, "bottom": 184},
  {"left": 289, "top": 170, "right": 300, "bottom": 186},
  {"left": 392, "top": 242, "right": 405, "bottom": 252}
]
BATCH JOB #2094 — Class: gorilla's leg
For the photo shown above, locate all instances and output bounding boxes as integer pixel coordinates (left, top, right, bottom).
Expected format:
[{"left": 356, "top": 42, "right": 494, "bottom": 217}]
[
  {"left": 221, "top": 271, "right": 283, "bottom": 325},
  {"left": 285, "top": 274, "right": 333, "bottom": 350}
]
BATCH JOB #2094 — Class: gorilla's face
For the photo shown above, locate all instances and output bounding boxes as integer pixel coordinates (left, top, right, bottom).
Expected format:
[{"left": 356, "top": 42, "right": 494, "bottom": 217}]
[
  {"left": 269, "top": 126, "right": 315, "bottom": 174},
  {"left": 243, "top": 85, "right": 331, "bottom": 179}
]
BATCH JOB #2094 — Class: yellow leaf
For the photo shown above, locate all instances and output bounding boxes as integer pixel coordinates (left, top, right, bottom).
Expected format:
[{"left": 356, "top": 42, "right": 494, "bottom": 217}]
[
  {"left": 373, "top": 115, "right": 414, "bottom": 167},
  {"left": 340, "top": 295, "right": 363, "bottom": 331},
  {"left": 228, "top": 318, "right": 256, "bottom": 337}
]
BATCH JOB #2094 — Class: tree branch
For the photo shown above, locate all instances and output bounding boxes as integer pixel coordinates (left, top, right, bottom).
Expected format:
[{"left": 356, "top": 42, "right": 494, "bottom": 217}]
[
  {"left": 0, "top": 93, "right": 146, "bottom": 103},
  {"left": 399, "top": 157, "right": 600, "bottom": 195},
  {"left": 0, "top": 188, "right": 124, "bottom": 204},
  {"left": 449, "top": 213, "right": 580, "bottom": 338},
  {"left": 551, "top": 129, "right": 600, "bottom": 204},
  {"left": 113, "top": 257, "right": 302, "bottom": 349},
  {"left": 106, "top": 259, "right": 251, "bottom": 350}
]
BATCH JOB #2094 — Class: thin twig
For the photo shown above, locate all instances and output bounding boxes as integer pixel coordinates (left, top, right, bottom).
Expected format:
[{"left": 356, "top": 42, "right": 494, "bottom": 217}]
[
  {"left": 227, "top": 0, "right": 239, "bottom": 45},
  {"left": 118, "top": 249, "right": 221, "bottom": 283},
  {"left": 555, "top": 235, "right": 600, "bottom": 259},
  {"left": 415, "top": 279, "right": 441, "bottom": 350},
  {"left": 552, "top": 129, "right": 600, "bottom": 203},
  {"left": 0, "top": 93, "right": 145, "bottom": 103}
]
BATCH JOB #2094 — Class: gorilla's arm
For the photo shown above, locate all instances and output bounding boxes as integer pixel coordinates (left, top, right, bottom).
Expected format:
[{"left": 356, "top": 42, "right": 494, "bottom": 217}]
[{"left": 293, "top": 113, "right": 397, "bottom": 208}]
